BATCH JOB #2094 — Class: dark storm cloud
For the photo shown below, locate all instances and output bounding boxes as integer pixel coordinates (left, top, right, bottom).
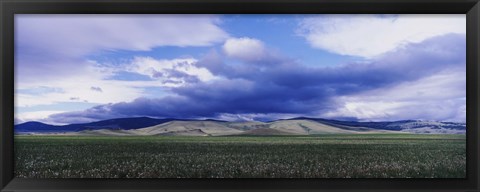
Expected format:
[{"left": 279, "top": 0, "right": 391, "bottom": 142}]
[
  {"left": 48, "top": 78, "right": 335, "bottom": 122},
  {"left": 47, "top": 34, "right": 465, "bottom": 122}
]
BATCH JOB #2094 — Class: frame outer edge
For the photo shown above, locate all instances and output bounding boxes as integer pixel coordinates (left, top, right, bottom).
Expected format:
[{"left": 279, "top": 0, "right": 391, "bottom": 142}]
[
  {"left": 475, "top": 2, "right": 480, "bottom": 191},
  {"left": 467, "top": 1, "right": 480, "bottom": 191},
  {"left": 1, "top": 0, "right": 5, "bottom": 190},
  {"left": 1, "top": 1, "right": 14, "bottom": 191},
  {"left": 477, "top": 5, "right": 480, "bottom": 192},
  {"left": 1, "top": 1, "right": 480, "bottom": 192}
]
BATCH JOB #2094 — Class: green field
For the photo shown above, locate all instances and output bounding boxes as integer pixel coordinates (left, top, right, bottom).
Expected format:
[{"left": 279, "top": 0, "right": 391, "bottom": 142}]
[{"left": 14, "top": 134, "right": 466, "bottom": 178}]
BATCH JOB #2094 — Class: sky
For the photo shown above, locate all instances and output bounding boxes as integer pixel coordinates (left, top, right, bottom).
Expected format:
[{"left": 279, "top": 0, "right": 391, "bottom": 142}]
[{"left": 14, "top": 14, "right": 466, "bottom": 125}]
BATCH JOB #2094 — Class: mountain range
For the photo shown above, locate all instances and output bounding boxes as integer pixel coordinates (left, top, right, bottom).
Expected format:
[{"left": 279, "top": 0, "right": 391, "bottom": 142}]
[{"left": 14, "top": 117, "right": 466, "bottom": 135}]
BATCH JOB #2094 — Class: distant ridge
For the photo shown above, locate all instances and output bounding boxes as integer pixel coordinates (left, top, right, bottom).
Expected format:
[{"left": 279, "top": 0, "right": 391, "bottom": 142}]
[
  {"left": 15, "top": 117, "right": 182, "bottom": 133},
  {"left": 15, "top": 121, "right": 59, "bottom": 132},
  {"left": 15, "top": 116, "right": 466, "bottom": 135}
]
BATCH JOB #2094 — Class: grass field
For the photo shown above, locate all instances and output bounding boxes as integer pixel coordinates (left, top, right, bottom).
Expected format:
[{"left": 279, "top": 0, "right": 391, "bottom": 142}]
[{"left": 14, "top": 134, "right": 466, "bottom": 178}]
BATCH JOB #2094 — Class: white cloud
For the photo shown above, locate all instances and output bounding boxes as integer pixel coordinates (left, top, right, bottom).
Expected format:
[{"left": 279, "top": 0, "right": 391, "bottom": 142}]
[
  {"left": 15, "top": 77, "right": 146, "bottom": 108},
  {"left": 15, "top": 59, "right": 156, "bottom": 108},
  {"left": 323, "top": 68, "right": 466, "bottom": 122},
  {"left": 128, "top": 57, "right": 217, "bottom": 85},
  {"left": 17, "top": 14, "right": 229, "bottom": 56},
  {"left": 298, "top": 14, "right": 465, "bottom": 58},
  {"left": 15, "top": 56, "right": 219, "bottom": 109},
  {"left": 15, "top": 15, "right": 230, "bottom": 83},
  {"left": 223, "top": 37, "right": 267, "bottom": 61}
]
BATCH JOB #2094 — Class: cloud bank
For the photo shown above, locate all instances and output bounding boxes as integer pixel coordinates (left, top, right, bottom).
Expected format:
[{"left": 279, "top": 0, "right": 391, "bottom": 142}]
[{"left": 45, "top": 33, "right": 466, "bottom": 123}]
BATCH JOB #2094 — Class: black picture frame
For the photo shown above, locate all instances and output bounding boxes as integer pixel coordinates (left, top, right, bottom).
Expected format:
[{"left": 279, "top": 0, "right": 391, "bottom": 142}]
[{"left": 1, "top": 0, "right": 479, "bottom": 191}]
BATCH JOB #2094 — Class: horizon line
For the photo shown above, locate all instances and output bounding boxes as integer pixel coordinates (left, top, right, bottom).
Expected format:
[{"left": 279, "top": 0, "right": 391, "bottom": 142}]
[{"left": 15, "top": 116, "right": 467, "bottom": 126}]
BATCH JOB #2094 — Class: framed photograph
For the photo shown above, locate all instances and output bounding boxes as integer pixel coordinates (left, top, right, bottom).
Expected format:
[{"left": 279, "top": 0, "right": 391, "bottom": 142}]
[{"left": 1, "top": 0, "right": 479, "bottom": 191}]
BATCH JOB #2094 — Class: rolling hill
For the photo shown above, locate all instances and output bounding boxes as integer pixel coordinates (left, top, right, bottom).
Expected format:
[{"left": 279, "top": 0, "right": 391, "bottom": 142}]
[
  {"left": 132, "top": 120, "right": 244, "bottom": 136},
  {"left": 70, "top": 119, "right": 395, "bottom": 136}
]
